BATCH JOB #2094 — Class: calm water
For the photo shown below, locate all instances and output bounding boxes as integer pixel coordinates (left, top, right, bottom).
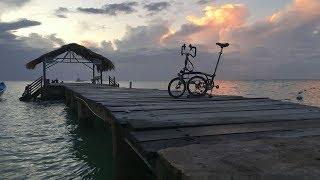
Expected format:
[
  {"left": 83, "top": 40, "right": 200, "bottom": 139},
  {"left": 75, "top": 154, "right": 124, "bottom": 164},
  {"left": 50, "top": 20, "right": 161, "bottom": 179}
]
[
  {"left": 1, "top": 80, "right": 320, "bottom": 179},
  {"left": 0, "top": 82, "right": 114, "bottom": 179}
]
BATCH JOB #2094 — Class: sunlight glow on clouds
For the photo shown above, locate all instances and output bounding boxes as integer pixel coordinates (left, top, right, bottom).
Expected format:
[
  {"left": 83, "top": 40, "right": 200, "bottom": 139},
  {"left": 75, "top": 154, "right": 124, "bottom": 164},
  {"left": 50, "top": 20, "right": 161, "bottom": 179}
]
[
  {"left": 1, "top": 0, "right": 320, "bottom": 80},
  {"left": 186, "top": 4, "right": 248, "bottom": 26}
]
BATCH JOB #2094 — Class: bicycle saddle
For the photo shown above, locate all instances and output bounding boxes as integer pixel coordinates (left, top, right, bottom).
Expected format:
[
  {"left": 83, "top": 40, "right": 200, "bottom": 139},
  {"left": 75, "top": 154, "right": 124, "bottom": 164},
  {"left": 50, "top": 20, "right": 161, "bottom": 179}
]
[{"left": 216, "top": 43, "right": 229, "bottom": 48}]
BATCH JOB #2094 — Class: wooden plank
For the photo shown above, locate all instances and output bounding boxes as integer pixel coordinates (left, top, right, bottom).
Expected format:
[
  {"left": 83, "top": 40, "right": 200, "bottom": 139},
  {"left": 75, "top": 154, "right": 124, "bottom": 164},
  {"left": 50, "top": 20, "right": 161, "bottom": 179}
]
[
  {"left": 130, "top": 119, "right": 320, "bottom": 142},
  {"left": 113, "top": 104, "right": 306, "bottom": 117},
  {"left": 96, "top": 99, "right": 276, "bottom": 110},
  {"left": 119, "top": 108, "right": 320, "bottom": 122},
  {"left": 97, "top": 98, "right": 274, "bottom": 107},
  {"left": 74, "top": 90, "right": 169, "bottom": 96},
  {"left": 128, "top": 112, "right": 320, "bottom": 130},
  {"left": 105, "top": 99, "right": 283, "bottom": 111},
  {"left": 114, "top": 104, "right": 311, "bottom": 119},
  {"left": 81, "top": 94, "right": 248, "bottom": 102}
]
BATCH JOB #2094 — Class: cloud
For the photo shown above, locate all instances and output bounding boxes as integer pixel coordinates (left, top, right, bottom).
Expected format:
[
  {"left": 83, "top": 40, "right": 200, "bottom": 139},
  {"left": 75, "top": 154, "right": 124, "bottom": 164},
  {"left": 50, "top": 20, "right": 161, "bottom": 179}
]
[
  {"left": 0, "top": 0, "right": 30, "bottom": 17},
  {"left": 21, "top": 33, "right": 65, "bottom": 49},
  {"left": 114, "top": 22, "right": 169, "bottom": 52},
  {"left": 0, "top": 0, "right": 30, "bottom": 7},
  {"left": 2, "top": 0, "right": 320, "bottom": 81},
  {"left": 197, "top": 0, "right": 212, "bottom": 5},
  {"left": 77, "top": 2, "right": 138, "bottom": 16},
  {"left": 77, "top": 7, "right": 105, "bottom": 14},
  {"left": 162, "top": 4, "right": 248, "bottom": 49},
  {"left": 0, "top": 19, "right": 67, "bottom": 80},
  {"left": 186, "top": 4, "right": 248, "bottom": 27},
  {"left": 54, "top": 7, "right": 70, "bottom": 18},
  {"left": 107, "top": 0, "right": 320, "bottom": 80},
  {"left": 143, "top": 2, "right": 170, "bottom": 15},
  {"left": 0, "top": 19, "right": 41, "bottom": 32}
]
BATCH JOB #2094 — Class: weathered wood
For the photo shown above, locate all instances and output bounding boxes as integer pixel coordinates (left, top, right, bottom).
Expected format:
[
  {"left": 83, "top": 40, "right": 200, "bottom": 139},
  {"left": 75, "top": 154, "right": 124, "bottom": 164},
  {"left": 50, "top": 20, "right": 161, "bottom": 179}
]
[
  {"left": 128, "top": 112, "right": 320, "bottom": 130},
  {"left": 103, "top": 99, "right": 280, "bottom": 110},
  {"left": 55, "top": 83, "right": 320, "bottom": 180},
  {"left": 115, "top": 104, "right": 311, "bottom": 118},
  {"left": 130, "top": 119, "right": 320, "bottom": 142},
  {"left": 119, "top": 108, "right": 320, "bottom": 125},
  {"left": 137, "top": 128, "right": 320, "bottom": 157}
]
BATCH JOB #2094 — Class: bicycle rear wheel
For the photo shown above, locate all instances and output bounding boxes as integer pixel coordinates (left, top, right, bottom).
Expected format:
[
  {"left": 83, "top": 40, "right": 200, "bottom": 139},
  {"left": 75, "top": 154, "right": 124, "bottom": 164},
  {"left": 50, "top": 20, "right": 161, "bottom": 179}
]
[
  {"left": 168, "top": 77, "right": 186, "bottom": 98},
  {"left": 187, "top": 76, "right": 208, "bottom": 97}
]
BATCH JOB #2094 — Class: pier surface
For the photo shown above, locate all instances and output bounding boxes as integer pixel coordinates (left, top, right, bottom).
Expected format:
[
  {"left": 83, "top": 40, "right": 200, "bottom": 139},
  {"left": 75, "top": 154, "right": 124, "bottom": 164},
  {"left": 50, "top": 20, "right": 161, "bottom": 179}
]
[{"left": 57, "top": 83, "right": 320, "bottom": 180}]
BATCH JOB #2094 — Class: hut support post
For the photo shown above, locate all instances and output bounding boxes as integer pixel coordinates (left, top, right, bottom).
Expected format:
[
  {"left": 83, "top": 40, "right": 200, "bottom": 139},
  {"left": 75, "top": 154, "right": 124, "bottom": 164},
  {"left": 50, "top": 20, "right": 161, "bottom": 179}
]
[
  {"left": 92, "top": 64, "right": 95, "bottom": 84},
  {"left": 41, "top": 61, "right": 47, "bottom": 100},
  {"left": 43, "top": 61, "right": 47, "bottom": 86},
  {"left": 100, "top": 71, "right": 103, "bottom": 84}
]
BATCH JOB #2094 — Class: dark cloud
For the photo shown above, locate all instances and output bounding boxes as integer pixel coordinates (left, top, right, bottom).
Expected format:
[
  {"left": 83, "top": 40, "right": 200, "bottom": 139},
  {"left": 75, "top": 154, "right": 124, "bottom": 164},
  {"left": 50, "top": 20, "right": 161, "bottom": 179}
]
[
  {"left": 0, "top": 0, "right": 30, "bottom": 7},
  {"left": 0, "top": 19, "right": 67, "bottom": 80},
  {"left": 197, "top": 0, "right": 212, "bottom": 5},
  {"left": 0, "top": 0, "right": 30, "bottom": 17},
  {"left": 77, "top": 2, "right": 138, "bottom": 16},
  {"left": 143, "top": 2, "right": 170, "bottom": 15},
  {"left": 77, "top": 7, "right": 105, "bottom": 14},
  {"left": 104, "top": 2, "right": 138, "bottom": 15},
  {"left": 0, "top": 19, "right": 41, "bottom": 32},
  {"left": 54, "top": 7, "right": 70, "bottom": 18},
  {"left": 114, "top": 23, "right": 169, "bottom": 52}
]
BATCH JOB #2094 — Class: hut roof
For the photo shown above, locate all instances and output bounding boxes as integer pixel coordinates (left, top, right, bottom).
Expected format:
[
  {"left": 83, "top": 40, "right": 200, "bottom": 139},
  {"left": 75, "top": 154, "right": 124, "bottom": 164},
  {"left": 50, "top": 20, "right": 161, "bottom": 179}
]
[{"left": 26, "top": 43, "right": 115, "bottom": 71}]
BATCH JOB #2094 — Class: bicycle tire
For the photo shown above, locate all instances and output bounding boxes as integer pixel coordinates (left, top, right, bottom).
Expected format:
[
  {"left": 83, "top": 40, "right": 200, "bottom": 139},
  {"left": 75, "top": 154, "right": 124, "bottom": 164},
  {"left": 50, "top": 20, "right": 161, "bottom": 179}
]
[
  {"left": 187, "top": 76, "right": 208, "bottom": 97},
  {"left": 168, "top": 77, "right": 186, "bottom": 98}
]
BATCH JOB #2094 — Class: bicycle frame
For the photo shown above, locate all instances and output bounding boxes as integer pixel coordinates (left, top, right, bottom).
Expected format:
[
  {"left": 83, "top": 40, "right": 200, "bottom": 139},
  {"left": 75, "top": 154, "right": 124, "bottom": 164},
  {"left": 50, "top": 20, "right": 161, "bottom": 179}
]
[
  {"left": 179, "top": 46, "right": 225, "bottom": 89},
  {"left": 180, "top": 44, "right": 197, "bottom": 73},
  {"left": 168, "top": 42, "right": 229, "bottom": 98}
]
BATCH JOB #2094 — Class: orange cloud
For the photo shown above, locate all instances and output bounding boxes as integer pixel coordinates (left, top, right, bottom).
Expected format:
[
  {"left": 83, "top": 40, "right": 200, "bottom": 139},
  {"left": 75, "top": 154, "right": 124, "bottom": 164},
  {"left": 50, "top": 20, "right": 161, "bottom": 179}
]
[
  {"left": 293, "top": 0, "right": 320, "bottom": 14},
  {"left": 160, "top": 0, "right": 320, "bottom": 53},
  {"left": 159, "top": 3, "right": 249, "bottom": 49},
  {"left": 160, "top": 27, "right": 175, "bottom": 45},
  {"left": 268, "top": 0, "right": 320, "bottom": 23},
  {"left": 268, "top": 12, "right": 282, "bottom": 23},
  {"left": 186, "top": 4, "right": 248, "bottom": 27}
]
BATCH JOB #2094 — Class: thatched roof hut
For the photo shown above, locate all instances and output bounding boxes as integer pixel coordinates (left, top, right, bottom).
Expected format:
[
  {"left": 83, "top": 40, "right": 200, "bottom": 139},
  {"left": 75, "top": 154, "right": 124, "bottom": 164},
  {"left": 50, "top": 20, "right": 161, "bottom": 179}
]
[{"left": 26, "top": 43, "right": 115, "bottom": 72}]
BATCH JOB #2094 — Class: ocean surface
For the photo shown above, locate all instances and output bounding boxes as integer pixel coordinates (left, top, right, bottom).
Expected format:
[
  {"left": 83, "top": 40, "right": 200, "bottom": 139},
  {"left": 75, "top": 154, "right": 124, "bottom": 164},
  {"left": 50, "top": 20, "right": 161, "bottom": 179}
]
[{"left": 1, "top": 80, "right": 320, "bottom": 179}]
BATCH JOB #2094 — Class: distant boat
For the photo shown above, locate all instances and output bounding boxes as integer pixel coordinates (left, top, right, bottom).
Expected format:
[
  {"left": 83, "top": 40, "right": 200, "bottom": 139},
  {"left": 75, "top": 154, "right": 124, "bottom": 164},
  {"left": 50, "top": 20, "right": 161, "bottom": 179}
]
[{"left": 0, "top": 82, "right": 6, "bottom": 97}]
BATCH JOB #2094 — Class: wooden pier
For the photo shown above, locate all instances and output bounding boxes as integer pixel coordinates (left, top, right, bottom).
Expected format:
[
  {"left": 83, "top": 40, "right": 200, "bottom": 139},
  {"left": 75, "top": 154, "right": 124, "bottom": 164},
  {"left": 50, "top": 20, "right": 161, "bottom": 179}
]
[{"left": 48, "top": 83, "right": 320, "bottom": 180}]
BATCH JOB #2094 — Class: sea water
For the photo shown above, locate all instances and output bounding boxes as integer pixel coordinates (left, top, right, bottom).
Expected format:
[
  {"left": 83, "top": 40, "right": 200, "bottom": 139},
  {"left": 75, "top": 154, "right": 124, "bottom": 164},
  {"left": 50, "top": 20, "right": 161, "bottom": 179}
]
[
  {"left": 1, "top": 80, "right": 320, "bottom": 179},
  {"left": 0, "top": 82, "right": 113, "bottom": 179}
]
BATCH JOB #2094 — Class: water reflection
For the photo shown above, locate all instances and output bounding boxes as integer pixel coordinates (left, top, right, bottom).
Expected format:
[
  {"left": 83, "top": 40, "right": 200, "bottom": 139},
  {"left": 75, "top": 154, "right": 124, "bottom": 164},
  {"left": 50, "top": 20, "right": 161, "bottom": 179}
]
[
  {"left": 0, "top": 82, "right": 114, "bottom": 179},
  {"left": 65, "top": 110, "right": 114, "bottom": 179}
]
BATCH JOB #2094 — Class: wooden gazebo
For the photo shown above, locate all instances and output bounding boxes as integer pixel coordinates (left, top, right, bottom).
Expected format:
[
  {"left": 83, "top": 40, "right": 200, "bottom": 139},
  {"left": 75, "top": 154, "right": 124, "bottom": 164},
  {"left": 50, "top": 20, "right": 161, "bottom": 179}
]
[{"left": 26, "top": 43, "right": 115, "bottom": 85}]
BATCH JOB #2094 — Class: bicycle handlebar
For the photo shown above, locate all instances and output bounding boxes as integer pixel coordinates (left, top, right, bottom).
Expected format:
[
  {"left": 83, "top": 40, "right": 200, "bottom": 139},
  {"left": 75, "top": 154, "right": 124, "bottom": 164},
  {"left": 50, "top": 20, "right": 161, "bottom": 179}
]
[
  {"left": 180, "top": 44, "right": 197, "bottom": 58},
  {"left": 189, "top": 44, "right": 197, "bottom": 58},
  {"left": 180, "top": 44, "right": 186, "bottom": 56}
]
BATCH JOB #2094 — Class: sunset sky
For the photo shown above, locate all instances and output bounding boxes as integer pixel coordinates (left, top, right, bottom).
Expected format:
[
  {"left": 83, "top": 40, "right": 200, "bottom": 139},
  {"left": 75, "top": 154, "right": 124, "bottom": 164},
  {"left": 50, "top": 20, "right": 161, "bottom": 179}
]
[{"left": 0, "top": 0, "right": 319, "bottom": 80}]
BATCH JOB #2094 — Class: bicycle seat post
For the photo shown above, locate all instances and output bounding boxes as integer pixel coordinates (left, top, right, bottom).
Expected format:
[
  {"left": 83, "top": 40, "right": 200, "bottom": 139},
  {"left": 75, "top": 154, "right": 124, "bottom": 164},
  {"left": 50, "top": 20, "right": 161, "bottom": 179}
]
[{"left": 213, "top": 48, "right": 222, "bottom": 77}]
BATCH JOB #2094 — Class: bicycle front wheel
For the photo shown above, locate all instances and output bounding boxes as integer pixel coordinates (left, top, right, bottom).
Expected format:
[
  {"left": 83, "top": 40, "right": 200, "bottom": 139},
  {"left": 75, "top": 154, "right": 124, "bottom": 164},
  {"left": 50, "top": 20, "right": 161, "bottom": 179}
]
[
  {"left": 168, "top": 77, "right": 186, "bottom": 98},
  {"left": 187, "top": 76, "right": 208, "bottom": 97}
]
